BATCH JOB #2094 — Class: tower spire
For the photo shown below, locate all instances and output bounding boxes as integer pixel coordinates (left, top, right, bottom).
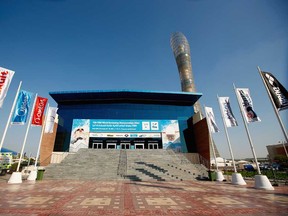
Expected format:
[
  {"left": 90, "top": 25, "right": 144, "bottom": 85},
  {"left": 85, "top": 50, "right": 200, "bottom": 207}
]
[{"left": 170, "top": 32, "right": 201, "bottom": 115}]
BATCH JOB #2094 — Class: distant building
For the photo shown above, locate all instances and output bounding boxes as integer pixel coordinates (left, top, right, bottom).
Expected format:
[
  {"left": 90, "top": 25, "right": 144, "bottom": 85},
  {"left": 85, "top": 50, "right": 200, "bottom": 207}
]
[{"left": 266, "top": 142, "right": 288, "bottom": 160}]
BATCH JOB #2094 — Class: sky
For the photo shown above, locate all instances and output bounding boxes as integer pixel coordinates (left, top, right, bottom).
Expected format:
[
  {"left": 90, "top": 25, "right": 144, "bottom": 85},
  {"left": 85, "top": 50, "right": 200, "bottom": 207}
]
[{"left": 0, "top": 0, "right": 287, "bottom": 160}]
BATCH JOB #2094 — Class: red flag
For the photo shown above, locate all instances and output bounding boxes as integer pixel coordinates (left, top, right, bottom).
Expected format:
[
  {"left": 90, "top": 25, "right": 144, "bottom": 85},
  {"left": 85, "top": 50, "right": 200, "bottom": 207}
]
[{"left": 31, "top": 96, "right": 48, "bottom": 126}]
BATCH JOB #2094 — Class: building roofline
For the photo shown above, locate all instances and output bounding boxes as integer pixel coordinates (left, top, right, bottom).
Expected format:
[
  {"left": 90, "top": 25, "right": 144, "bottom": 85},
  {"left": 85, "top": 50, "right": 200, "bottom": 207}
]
[{"left": 49, "top": 89, "right": 202, "bottom": 106}]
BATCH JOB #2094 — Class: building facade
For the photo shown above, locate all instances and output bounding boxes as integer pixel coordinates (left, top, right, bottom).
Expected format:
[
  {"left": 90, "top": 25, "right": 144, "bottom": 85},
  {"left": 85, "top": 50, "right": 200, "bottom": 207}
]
[{"left": 48, "top": 90, "right": 201, "bottom": 152}]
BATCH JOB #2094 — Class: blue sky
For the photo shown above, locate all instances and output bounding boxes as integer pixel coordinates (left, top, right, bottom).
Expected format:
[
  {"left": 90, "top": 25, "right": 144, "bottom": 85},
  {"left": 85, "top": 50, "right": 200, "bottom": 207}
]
[{"left": 0, "top": 0, "right": 287, "bottom": 159}]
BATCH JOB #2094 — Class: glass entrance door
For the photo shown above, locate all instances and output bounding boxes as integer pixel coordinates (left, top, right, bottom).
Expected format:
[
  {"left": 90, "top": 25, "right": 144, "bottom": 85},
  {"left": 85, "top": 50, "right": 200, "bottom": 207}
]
[
  {"left": 121, "top": 143, "right": 130, "bottom": 149},
  {"left": 148, "top": 143, "right": 158, "bottom": 149},
  {"left": 107, "top": 143, "right": 117, "bottom": 149},
  {"left": 135, "top": 143, "right": 144, "bottom": 149},
  {"left": 93, "top": 143, "right": 103, "bottom": 149}
]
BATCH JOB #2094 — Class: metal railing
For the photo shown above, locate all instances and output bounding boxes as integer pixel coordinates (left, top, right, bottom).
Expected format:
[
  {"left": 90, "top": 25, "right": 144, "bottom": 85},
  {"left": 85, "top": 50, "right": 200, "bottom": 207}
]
[
  {"left": 170, "top": 149, "right": 210, "bottom": 169},
  {"left": 117, "top": 150, "right": 127, "bottom": 178}
]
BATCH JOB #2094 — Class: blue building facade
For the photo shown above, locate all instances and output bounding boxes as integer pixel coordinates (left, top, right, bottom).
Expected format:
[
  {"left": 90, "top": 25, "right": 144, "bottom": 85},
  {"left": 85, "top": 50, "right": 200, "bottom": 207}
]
[{"left": 50, "top": 90, "right": 201, "bottom": 153}]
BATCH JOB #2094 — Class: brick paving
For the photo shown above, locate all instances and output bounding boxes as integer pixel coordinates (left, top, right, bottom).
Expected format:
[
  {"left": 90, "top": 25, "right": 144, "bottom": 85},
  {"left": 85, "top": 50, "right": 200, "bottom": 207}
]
[{"left": 0, "top": 175, "right": 287, "bottom": 215}]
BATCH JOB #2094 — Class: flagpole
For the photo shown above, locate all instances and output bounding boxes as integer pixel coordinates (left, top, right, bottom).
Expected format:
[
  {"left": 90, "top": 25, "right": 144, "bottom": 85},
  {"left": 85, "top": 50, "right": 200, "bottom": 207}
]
[
  {"left": 233, "top": 84, "right": 261, "bottom": 175},
  {"left": 217, "top": 95, "right": 237, "bottom": 173},
  {"left": 16, "top": 93, "right": 38, "bottom": 172},
  {"left": 0, "top": 81, "right": 22, "bottom": 152},
  {"left": 34, "top": 103, "right": 49, "bottom": 168},
  {"left": 204, "top": 105, "right": 219, "bottom": 171},
  {"left": 281, "top": 141, "right": 288, "bottom": 157},
  {"left": 257, "top": 66, "right": 288, "bottom": 151}
]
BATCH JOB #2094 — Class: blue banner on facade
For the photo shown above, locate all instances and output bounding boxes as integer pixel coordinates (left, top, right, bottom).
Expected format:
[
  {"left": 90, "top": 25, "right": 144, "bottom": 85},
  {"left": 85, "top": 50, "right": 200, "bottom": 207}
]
[
  {"left": 11, "top": 90, "right": 33, "bottom": 125},
  {"left": 69, "top": 119, "right": 181, "bottom": 152},
  {"left": 90, "top": 119, "right": 163, "bottom": 132}
]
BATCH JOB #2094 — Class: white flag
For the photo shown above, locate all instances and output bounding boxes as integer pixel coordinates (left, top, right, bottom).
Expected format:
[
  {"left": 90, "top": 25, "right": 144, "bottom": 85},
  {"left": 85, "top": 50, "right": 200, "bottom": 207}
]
[
  {"left": 44, "top": 107, "right": 58, "bottom": 133},
  {"left": 236, "top": 88, "right": 261, "bottom": 123},
  {"left": 218, "top": 97, "right": 238, "bottom": 127},
  {"left": 0, "top": 67, "right": 15, "bottom": 108},
  {"left": 204, "top": 106, "right": 219, "bottom": 133}
]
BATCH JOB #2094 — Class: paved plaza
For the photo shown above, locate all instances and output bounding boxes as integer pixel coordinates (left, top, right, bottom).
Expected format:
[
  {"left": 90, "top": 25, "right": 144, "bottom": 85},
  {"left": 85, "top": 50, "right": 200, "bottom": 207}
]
[{"left": 0, "top": 175, "right": 287, "bottom": 216}]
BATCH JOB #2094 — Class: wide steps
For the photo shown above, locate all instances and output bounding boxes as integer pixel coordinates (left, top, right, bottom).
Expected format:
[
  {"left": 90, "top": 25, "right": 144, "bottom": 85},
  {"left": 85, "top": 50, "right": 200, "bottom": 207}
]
[{"left": 44, "top": 149, "right": 208, "bottom": 181}]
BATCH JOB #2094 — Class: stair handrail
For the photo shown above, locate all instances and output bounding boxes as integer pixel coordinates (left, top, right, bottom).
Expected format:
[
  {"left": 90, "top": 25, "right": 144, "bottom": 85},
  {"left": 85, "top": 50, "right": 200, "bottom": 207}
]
[
  {"left": 169, "top": 149, "right": 210, "bottom": 169},
  {"left": 198, "top": 153, "right": 210, "bottom": 169},
  {"left": 117, "top": 150, "right": 127, "bottom": 178}
]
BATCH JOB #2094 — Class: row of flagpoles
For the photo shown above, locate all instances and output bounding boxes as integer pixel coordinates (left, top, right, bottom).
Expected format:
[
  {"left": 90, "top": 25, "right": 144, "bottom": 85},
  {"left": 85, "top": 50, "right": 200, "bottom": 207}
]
[
  {"left": 203, "top": 67, "right": 288, "bottom": 188},
  {"left": 0, "top": 67, "right": 58, "bottom": 174}
]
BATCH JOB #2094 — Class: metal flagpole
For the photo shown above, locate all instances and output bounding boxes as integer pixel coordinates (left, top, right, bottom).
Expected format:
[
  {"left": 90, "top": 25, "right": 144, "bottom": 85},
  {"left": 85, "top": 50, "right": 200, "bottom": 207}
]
[
  {"left": 0, "top": 81, "right": 22, "bottom": 152},
  {"left": 257, "top": 66, "right": 288, "bottom": 152},
  {"left": 27, "top": 102, "right": 49, "bottom": 181},
  {"left": 16, "top": 93, "right": 38, "bottom": 172},
  {"left": 233, "top": 84, "right": 261, "bottom": 175},
  {"left": 280, "top": 141, "right": 288, "bottom": 157},
  {"left": 217, "top": 95, "right": 237, "bottom": 173},
  {"left": 204, "top": 105, "right": 219, "bottom": 171},
  {"left": 34, "top": 103, "right": 49, "bottom": 168}
]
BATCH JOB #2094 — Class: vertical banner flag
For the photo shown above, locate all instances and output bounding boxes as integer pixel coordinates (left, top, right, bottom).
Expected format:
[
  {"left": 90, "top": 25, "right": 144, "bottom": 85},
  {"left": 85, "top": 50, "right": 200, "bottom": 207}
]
[
  {"left": 261, "top": 71, "right": 288, "bottom": 111},
  {"left": 31, "top": 96, "right": 48, "bottom": 126},
  {"left": 218, "top": 97, "right": 238, "bottom": 127},
  {"left": 0, "top": 67, "right": 15, "bottom": 108},
  {"left": 236, "top": 88, "right": 261, "bottom": 123},
  {"left": 44, "top": 107, "right": 58, "bottom": 133},
  {"left": 204, "top": 106, "right": 220, "bottom": 133},
  {"left": 11, "top": 90, "right": 33, "bottom": 125}
]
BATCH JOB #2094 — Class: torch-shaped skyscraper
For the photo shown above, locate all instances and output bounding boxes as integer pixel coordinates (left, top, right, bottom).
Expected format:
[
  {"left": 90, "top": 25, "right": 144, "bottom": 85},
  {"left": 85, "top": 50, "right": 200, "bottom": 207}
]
[
  {"left": 171, "top": 32, "right": 220, "bottom": 158},
  {"left": 170, "top": 32, "right": 201, "bottom": 114}
]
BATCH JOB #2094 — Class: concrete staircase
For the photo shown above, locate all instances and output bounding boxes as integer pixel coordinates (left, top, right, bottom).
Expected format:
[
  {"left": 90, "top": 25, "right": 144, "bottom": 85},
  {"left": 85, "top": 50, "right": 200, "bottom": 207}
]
[
  {"left": 43, "top": 149, "right": 208, "bottom": 181},
  {"left": 44, "top": 149, "right": 121, "bottom": 180}
]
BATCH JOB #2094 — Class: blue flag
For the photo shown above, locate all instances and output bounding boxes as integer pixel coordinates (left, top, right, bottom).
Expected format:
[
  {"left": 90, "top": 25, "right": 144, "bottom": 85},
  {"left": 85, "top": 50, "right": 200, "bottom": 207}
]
[{"left": 11, "top": 90, "right": 33, "bottom": 125}]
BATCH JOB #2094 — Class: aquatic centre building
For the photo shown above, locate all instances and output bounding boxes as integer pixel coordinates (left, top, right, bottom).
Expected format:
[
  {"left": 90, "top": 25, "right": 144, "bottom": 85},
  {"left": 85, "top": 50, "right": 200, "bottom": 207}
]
[{"left": 40, "top": 89, "right": 211, "bottom": 165}]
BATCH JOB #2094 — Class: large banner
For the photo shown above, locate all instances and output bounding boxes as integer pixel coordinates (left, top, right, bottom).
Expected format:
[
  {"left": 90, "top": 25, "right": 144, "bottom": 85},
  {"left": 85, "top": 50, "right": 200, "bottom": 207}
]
[
  {"left": 261, "top": 71, "right": 288, "bottom": 111},
  {"left": 218, "top": 97, "right": 238, "bottom": 127},
  {"left": 236, "top": 88, "right": 261, "bottom": 123},
  {"left": 204, "top": 107, "right": 219, "bottom": 133},
  {"left": 11, "top": 90, "right": 33, "bottom": 125},
  {"left": 44, "top": 107, "right": 58, "bottom": 133},
  {"left": 0, "top": 67, "right": 15, "bottom": 108},
  {"left": 31, "top": 96, "right": 48, "bottom": 126},
  {"left": 69, "top": 119, "right": 180, "bottom": 152}
]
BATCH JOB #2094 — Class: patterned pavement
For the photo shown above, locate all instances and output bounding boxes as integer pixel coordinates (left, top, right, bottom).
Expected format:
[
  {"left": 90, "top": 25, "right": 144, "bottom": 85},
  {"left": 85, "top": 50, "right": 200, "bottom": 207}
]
[{"left": 0, "top": 176, "right": 287, "bottom": 215}]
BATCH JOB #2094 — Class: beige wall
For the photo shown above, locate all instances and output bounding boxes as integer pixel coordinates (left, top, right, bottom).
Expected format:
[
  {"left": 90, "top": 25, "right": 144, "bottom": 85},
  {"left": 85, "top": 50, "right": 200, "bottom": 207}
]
[{"left": 39, "top": 123, "right": 58, "bottom": 166}]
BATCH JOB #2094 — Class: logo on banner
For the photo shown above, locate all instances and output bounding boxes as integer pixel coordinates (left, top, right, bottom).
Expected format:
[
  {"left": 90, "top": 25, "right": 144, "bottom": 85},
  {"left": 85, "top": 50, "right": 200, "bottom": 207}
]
[
  {"left": 262, "top": 72, "right": 288, "bottom": 110},
  {"left": 151, "top": 121, "right": 159, "bottom": 130},
  {"left": 11, "top": 90, "right": 33, "bottom": 125},
  {"left": 142, "top": 122, "right": 150, "bottom": 130},
  {"left": 44, "top": 107, "right": 58, "bottom": 133},
  {"left": 219, "top": 97, "right": 238, "bottom": 127},
  {"left": 205, "top": 107, "right": 219, "bottom": 133},
  {"left": 0, "top": 68, "right": 15, "bottom": 108},
  {"left": 237, "top": 88, "right": 261, "bottom": 123},
  {"left": 32, "top": 97, "right": 48, "bottom": 126}
]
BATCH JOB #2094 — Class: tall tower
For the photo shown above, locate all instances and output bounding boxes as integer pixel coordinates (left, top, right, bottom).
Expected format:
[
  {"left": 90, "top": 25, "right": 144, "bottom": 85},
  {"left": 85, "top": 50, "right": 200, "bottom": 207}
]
[
  {"left": 170, "top": 32, "right": 220, "bottom": 158},
  {"left": 170, "top": 32, "right": 201, "bottom": 115}
]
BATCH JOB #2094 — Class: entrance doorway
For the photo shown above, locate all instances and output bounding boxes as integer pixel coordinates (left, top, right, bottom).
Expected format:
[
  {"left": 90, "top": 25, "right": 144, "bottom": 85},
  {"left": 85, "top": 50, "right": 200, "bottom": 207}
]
[
  {"left": 148, "top": 143, "right": 158, "bottom": 149},
  {"left": 107, "top": 143, "right": 117, "bottom": 149},
  {"left": 121, "top": 143, "right": 130, "bottom": 149},
  {"left": 135, "top": 143, "right": 144, "bottom": 149},
  {"left": 93, "top": 143, "right": 103, "bottom": 149}
]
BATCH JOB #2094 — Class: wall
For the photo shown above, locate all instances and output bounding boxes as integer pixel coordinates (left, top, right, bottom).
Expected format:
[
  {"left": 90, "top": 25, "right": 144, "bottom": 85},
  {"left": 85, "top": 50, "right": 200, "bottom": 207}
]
[
  {"left": 39, "top": 123, "right": 58, "bottom": 166},
  {"left": 53, "top": 103, "right": 195, "bottom": 153},
  {"left": 192, "top": 118, "right": 210, "bottom": 168}
]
